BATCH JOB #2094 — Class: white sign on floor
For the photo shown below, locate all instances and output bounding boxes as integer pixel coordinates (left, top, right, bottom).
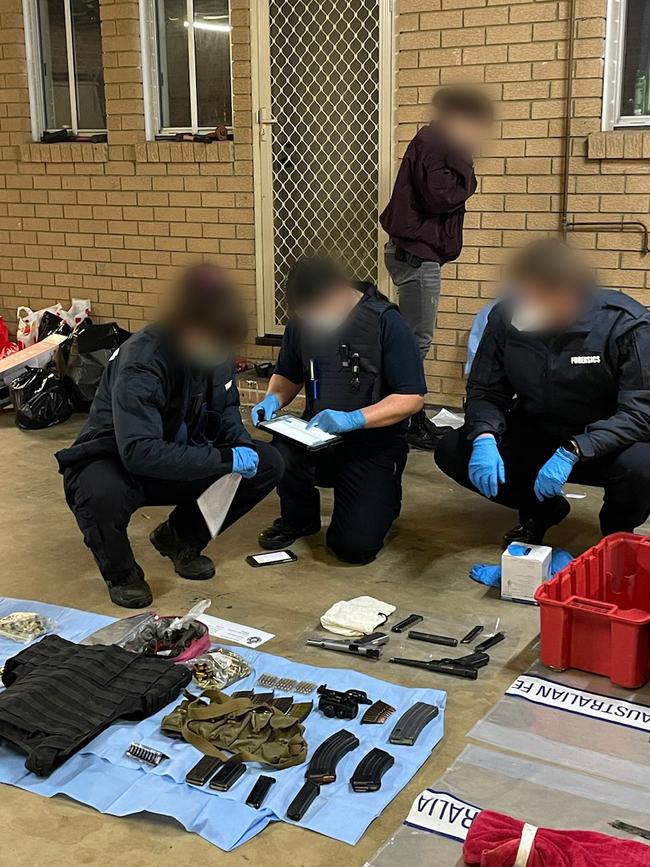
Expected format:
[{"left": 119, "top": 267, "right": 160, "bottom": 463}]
[
  {"left": 404, "top": 789, "right": 481, "bottom": 842},
  {"left": 506, "top": 674, "right": 650, "bottom": 733}
]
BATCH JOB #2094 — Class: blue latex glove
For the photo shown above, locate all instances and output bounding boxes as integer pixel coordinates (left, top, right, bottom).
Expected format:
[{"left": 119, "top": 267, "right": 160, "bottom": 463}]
[
  {"left": 232, "top": 446, "right": 259, "bottom": 479},
  {"left": 251, "top": 393, "right": 280, "bottom": 427},
  {"left": 468, "top": 435, "right": 505, "bottom": 499},
  {"left": 469, "top": 563, "right": 502, "bottom": 587},
  {"left": 534, "top": 447, "right": 578, "bottom": 501},
  {"left": 306, "top": 408, "right": 366, "bottom": 435}
]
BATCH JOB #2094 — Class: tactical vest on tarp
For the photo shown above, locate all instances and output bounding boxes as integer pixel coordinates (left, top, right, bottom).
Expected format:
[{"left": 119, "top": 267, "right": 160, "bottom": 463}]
[
  {"left": 0, "top": 634, "right": 191, "bottom": 776},
  {"left": 300, "top": 283, "right": 396, "bottom": 418},
  {"left": 161, "top": 689, "right": 308, "bottom": 769}
]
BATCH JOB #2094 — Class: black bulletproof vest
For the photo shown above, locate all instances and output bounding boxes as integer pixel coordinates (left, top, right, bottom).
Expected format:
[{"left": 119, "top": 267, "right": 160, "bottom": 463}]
[
  {"left": 0, "top": 634, "right": 191, "bottom": 776},
  {"left": 300, "top": 284, "right": 397, "bottom": 418}
]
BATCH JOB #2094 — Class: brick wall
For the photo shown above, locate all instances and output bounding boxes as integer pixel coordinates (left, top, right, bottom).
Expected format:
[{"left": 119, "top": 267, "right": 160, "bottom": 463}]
[
  {"left": 398, "top": 0, "right": 650, "bottom": 404},
  {"left": 0, "top": 0, "right": 268, "bottom": 361},
  {"left": 1, "top": 0, "right": 648, "bottom": 403}
]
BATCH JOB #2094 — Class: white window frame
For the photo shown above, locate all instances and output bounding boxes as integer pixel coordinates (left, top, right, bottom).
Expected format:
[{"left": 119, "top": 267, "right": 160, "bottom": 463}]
[
  {"left": 22, "top": 0, "right": 106, "bottom": 139},
  {"left": 141, "top": 0, "right": 234, "bottom": 139},
  {"left": 603, "top": 0, "right": 650, "bottom": 130}
]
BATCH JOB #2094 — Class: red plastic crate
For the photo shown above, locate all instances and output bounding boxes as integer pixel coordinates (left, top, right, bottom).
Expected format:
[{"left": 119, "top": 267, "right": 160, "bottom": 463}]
[{"left": 535, "top": 533, "right": 650, "bottom": 689}]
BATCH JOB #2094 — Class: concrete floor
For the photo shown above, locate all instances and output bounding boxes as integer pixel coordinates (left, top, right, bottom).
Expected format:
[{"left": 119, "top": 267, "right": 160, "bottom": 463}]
[{"left": 0, "top": 408, "right": 625, "bottom": 867}]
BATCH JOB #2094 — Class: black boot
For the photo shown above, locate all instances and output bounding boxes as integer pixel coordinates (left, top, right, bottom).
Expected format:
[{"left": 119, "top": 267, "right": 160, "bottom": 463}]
[
  {"left": 407, "top": 410, "right": 446, "bottom": 451},
  {"left": 503, "top": 497, "right": 571, "bottom": 547},
  {"left": 258, "top": 517, "right": 320, "bottom": 550},
  {"left": 150, "top": 520, "right": 215, "bottom": 580},
  {"left": 106, "top": 565, "right": 153, "bottom": 609}
]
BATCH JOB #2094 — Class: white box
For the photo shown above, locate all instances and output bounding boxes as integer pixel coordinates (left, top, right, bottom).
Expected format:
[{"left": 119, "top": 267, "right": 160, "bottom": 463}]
[
  {"left": 501, "top": 543, "right": 552, "bottom": 604},
  {"left": 0, "top": 334, "right": 68, "bottom": 386}
]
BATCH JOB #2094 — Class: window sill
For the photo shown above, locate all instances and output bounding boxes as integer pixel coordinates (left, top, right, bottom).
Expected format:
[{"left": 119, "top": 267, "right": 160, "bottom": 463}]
[
  {"left": 587, "top": 130, "right": 650, "bottom": 160},
  {"left": 135, "top": 141, "right": 234, "bottom": 163},
  {"left": 255, "top": 334, "right": 282, "bottom": 347},
  {"left": 19, "top": 142, "right": 109, "bottom": 163}
]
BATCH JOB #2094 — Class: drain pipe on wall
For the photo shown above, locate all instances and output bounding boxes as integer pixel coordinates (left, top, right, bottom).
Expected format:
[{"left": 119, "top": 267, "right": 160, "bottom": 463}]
[{"left": 560, "top": 0, "right": 649, "bottom": 255}]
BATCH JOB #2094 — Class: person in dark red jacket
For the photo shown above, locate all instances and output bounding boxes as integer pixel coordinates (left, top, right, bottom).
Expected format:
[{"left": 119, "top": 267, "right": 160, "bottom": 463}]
[{"left": 381, "top": 86, "right": 493, "bottom": 450}]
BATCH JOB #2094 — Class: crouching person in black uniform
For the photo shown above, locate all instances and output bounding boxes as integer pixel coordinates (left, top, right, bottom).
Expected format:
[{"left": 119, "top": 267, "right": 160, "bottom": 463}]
[
  {"left": 56, "top": 264, "right": 284, "bottom": 608},
  {"left": 435, "top": 239, "right": 650, "bottom": 544},
  {"left": 254, "top": 257, "right": 427, "bottom": 564}
]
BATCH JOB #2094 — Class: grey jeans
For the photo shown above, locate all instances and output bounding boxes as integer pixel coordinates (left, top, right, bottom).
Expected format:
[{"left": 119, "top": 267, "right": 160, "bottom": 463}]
[{"left": 384, "top": 241, "right": 442, "bottom": 360}]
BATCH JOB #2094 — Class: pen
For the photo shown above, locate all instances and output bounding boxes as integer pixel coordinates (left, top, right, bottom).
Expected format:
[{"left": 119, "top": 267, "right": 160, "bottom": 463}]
[{"left": 309, "top": 359, "right": 319, "bottom": 401}]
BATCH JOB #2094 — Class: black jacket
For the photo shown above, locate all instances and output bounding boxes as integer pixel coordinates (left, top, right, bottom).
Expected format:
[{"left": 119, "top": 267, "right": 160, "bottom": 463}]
[
  {"left": 379, "top": 123, "right": 477, "bottom": 264},
  {"left": 465, "top": 290, "right": 650, "bottom": 459},
  {"left": 56, "top": 326, "right": 252, "bottom": 480}
]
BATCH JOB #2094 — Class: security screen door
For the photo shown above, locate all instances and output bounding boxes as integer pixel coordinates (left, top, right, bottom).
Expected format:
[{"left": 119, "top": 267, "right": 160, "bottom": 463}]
[{"left": 252, "top": 0, "right": 393, "bottom": 335}]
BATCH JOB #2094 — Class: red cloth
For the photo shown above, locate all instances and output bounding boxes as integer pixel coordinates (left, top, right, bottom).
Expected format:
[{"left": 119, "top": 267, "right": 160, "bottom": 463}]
[{"left": 463, "top": 810, "right": 650, "bottom": 866}]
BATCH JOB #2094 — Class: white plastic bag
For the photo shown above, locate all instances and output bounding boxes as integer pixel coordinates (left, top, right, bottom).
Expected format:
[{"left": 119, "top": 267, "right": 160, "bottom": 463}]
[
  {"left": 17, "top": 304, "right": 63, "bottom": 348},
  {"left": 63, "top": 298, "right": 91, "bottom": 328}
]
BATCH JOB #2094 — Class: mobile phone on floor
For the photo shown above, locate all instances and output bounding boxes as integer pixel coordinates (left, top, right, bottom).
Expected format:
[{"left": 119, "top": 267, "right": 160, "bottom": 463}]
[{"left": 246, "top": 550, "right": 298, "bottom": 568}]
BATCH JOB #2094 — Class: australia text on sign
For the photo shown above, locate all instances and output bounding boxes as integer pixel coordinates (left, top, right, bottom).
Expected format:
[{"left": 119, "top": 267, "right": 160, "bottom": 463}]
[{"left": 405, "top": 789, "right": 481, "bottom": 842}]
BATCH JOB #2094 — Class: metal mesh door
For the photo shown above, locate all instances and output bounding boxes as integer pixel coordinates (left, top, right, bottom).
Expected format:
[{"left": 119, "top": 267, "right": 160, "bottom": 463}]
[{"left": 267, "top": 0, "right": 381, "bottom": 326}]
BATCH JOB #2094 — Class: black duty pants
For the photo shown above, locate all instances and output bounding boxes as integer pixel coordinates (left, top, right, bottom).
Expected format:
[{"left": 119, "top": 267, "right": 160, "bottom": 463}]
[
  {"left": 273, "top": 436, "right": 408, "bottom": 564},
  {"left": 435, "top": 423, "right": 650, "bottom": 535},
  {"left": 63, "top": 441, "right": 284, "bottom": 583}
]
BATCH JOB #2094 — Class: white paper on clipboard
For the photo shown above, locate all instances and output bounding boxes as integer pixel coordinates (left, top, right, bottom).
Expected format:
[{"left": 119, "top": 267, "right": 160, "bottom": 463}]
[
  {"left": 197, "top": 472, "right": 242, "bottom": 539},
  {"left": 261, "top": 414, "right": 339, "bottom": 448}
]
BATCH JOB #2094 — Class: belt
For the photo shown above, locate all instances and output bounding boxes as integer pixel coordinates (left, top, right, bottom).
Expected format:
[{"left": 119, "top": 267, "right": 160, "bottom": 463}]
[{"left": 394, "top": 246, "right": 424, "bottom": 268}]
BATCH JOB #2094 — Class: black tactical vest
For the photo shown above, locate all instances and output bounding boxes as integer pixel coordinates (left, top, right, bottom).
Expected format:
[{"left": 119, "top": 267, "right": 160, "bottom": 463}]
[
  {"left": 0, "top": 634, "right": 191, "bottom": 776},
  {"left": 299, "top": 283, "right": 397, "bottom": 418}
]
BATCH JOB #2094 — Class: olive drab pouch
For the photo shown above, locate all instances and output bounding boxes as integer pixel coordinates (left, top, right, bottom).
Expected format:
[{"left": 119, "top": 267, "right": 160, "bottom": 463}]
[{"left": 161, "top": 689, "right": 308, "bottom": 769}]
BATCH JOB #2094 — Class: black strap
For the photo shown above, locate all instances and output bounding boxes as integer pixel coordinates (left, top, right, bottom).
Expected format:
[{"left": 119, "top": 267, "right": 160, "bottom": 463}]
[
  {"left": 350, "top": 748, "right": 395, "bottom": 792},
  {"left": 306, "top": 729, "right": 359, "bottom": 784},
  {"left": 389, "top": 702, "right": 439, "bottom": 746}
]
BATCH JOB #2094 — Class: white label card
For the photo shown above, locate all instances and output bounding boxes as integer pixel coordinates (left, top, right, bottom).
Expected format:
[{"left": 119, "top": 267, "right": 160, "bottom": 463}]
[
  {"left": 197, "top": 614, "right": 275, "bottom": 647},
  {"left": 405, "top": 789, "right": 481, "bottom": 842},
  {"left": 197, "top": 472, "right": 242, "bottom": 539},
  {"left": 506, "top": 674, "right": 650, "bottom": 733}
]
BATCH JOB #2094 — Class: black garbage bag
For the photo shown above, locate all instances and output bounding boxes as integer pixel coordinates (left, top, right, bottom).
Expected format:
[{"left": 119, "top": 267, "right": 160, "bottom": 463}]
[
  {"left": 10, "top": 366, "right": 73, "bottom": 430},
  {"left": 66, "top": 321, "right": 131, "bottom": 409},
  {"left": 38, "top": 310, "right": 72, "bottom": 341}
]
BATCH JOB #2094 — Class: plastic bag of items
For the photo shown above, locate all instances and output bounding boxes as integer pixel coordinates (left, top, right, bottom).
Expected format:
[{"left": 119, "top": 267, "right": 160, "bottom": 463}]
[
  {"left": 9, "top": 365, "right": 73, "bottom": 430},
  {"left": 120, "top": 600, "right": 212, "bottom": 663},
  {"left": 0, "top": 612, "right": 56, "bottom": 643},
  {"left": 17, "top": 300, "right": 90, "bottom": 349},
  {"left": 192, "top": 648, "right": 251, "bottom": 690}
]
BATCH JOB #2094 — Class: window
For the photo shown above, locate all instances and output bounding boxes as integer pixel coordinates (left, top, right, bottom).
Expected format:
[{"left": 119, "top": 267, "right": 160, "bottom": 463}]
[
  {"left": 24, "top": 0, "right": 106, "bottom": 136},
  {"left": 603, "top": 0, "right": 650, "bottom": 129},
  {"left": 142, "top": 0, "right": 233, "bottom": 136}
]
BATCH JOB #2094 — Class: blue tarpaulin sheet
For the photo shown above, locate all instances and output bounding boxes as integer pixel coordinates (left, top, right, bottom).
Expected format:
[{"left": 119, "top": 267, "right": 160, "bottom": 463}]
[{"left": 0, "top": 597, "right": 446, "bottom": 850}]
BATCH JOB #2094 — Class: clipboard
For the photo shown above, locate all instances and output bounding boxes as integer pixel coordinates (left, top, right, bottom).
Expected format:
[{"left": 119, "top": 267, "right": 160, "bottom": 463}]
[{"left": 258, "top": 414, "right": 342, "bottom": 451}]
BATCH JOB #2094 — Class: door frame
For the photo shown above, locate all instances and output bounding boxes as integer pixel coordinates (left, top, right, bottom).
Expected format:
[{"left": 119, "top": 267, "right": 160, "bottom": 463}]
[{"left": 250, "top": 0, "right": 396, "bottom": 337}]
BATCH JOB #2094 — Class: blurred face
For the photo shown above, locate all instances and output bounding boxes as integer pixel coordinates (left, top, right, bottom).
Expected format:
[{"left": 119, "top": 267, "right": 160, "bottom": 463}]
[
  {"left": 296, "top": 282, "right": 361, "bottom": 333},
  {"left": 509, "top": 279, "right": 589, "bottom": 333},
  {"left": 436, "top": 112, "right": 488, "bottom": 154},
  {"left": 177, "top": 325, "right": 232, "bottom": 369}
]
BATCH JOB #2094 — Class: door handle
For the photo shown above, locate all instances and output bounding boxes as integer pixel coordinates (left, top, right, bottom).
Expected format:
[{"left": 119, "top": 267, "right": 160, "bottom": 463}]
[{"left": 256, "top": 108, "right": 277, "bottom": 125}]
